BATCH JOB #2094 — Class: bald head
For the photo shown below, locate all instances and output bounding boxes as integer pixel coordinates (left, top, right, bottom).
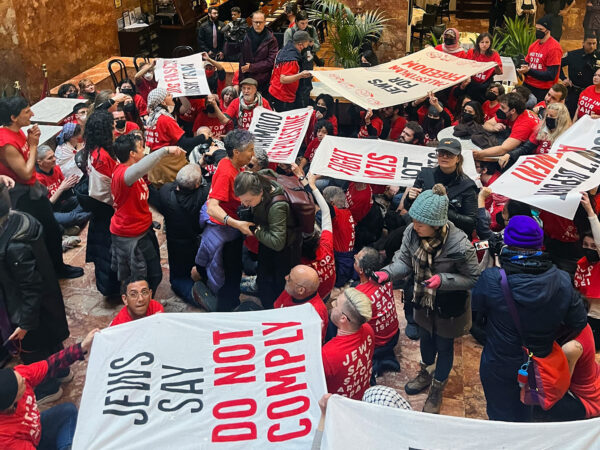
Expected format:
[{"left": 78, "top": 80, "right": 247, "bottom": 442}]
[{"left": 285, "top": 265, "right": 320, "bottom": 299}]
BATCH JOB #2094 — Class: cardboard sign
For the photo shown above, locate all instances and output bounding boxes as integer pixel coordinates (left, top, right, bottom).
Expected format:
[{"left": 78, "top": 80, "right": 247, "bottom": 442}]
[
  {"left": 551, "top": 115, "right": 600, "bottom": 154},
  {"left": 491, "top": 150, "right": 600, "bottom": 219},
  {"left": 155, "top": 53, "right": 211, "bottom": 98},
  {"left": 248, "top": 107, "right": 312, "bottom": 164},
  {"left": 311, "top": 48, "right": 497, "bottom": 109},
  {"left": 310, "top": 135, "right": 479, "bottom": 187},
  {"left": 73, "top": 305, "right": 327, "bottom": 449},
  {"left": 321, "top": 395, "right": 600, "bottom": 450}
]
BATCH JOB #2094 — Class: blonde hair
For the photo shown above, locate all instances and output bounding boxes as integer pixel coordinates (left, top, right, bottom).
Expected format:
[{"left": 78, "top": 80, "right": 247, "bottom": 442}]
[
  {"left": 343, "top": 288, "right": 372, "bottom": 325},
  {"left": 537, "top": 103, "right": 571, "bottom": 143}
]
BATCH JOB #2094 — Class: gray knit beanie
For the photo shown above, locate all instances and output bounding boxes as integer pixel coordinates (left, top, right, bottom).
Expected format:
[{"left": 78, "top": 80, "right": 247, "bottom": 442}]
[{"left": 409, "top": 184, "right": 449, "bottom": 226}]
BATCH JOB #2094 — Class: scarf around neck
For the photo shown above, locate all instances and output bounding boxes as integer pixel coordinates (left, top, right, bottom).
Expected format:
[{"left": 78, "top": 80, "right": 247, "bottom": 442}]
[{"left": 413, "top": 224, "right": 449, "bottom": 311}]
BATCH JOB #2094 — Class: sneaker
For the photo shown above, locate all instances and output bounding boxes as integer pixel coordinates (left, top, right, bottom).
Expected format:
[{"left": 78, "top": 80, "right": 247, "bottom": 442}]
[
  {"left": 240, "top": 276, "right": 258, "bottom": 296},
  {"left": 35, "top": 379, "right": 63, "bottom": 406},
  {"left": 55, "top": 368, "right": 74, "bottom": 384},
  {"left": 63, "top": 225, "right": 81, "bottom": 236},
  {"left": 62, "top": 236, "right": 81, "bottom": 252},
  {"left": 405, "top": 322, "right": 420, "bottom": 340},
  {"left": 57, "top": 264, "right": 84, "bottom": 279},
  {"left": 192, "top": 281, "right": 218, "bottom": 312}
]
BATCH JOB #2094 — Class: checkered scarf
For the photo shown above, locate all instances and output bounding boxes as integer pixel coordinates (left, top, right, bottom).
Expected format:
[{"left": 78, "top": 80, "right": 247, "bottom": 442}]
[{"left": 412, "top": 224, "right": 448, "bottom": 311}]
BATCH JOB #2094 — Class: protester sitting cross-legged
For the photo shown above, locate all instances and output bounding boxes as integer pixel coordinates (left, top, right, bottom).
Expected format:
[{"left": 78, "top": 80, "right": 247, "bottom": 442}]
[
  {"left": 471, "top": 215, "right": 588, "bottom": 422},
  {"left": 275, "top": 265, "right": 329, "bottom": 342},
  {"left": 233, "top": 170, "right": 302, "bottom": 309},
  {"left": 373, "top": 184, "right": 480, "bottom": 414},
  {"left": 322, "top": 288, "right": 374, "bottom": 400},
  {"left": 110, "top": 134, "right": 184, "bottom": 293},
  {"left": 109, "top": 276, "right": 164, "bottom": 326},
  {"left": 354, "top": 247, "right": 401, "bottom": 382},
  {"left": 195, "top": 129, "right": 255, "bottom": 312},
  {"left": 0, "top": 329, "right": 98, "bottom": 449},
  {"left": 157, "top": 164, "right": 208, "bottom": 305}
]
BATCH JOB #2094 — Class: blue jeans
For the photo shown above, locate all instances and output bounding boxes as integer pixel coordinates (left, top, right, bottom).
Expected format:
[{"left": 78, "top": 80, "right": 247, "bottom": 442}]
[
  {"left": 170, "top": 276, "right": 195, "bottom": 305},
  {"left": 54, "top": 204, "right": 92, "bottom": 228},
  {"left": 419, "top": 326, "right": 454, "bottom": 382},
  {"left": 39, "top": 402, "right": 78, "bottom": 450}
]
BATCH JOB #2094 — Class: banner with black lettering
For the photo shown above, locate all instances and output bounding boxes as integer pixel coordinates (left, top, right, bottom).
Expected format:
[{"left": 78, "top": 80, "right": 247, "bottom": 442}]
[
  {"left": 491, "top": 150, "right": 600, "bottom": 219},
  {"left": 72, "top": 305, "right": 326, "bottom": 449},
  {"left": 321, "top": 395, "right": 600, "bottom": 449},
  {"left": 551, "top": 115, "right": 600, "bottom": 153},
  {"left": 311, "top": 48, "right": 497, "bottom": 110},
  {"left": 309, "top": 135, "right": 479, "bottom": 187},
  {"left": 248, "top": 107, "right": 312, "bottom": 164},
  {"left": 155, "top": 53, "right": 211, "bottom": 98}
]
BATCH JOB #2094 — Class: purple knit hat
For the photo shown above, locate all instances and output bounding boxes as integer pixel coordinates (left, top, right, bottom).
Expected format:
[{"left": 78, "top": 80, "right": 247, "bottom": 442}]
[{"left": 504, "top": 215, "right": 544, "bottom": 249}]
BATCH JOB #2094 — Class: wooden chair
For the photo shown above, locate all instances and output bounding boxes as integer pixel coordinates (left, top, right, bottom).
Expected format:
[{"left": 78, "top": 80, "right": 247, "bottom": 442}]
[
  {"left": 411, "top": 13, "right": 436, "bottom": 51},
  {"left": 437, "top": 0, "right": 451, "bottom": 23},
  {"left": 172, "top": 45, "right": 194, "bottom": 57},
  {"left": 108, "top": 59, "right": 127, "bottom": 89}
]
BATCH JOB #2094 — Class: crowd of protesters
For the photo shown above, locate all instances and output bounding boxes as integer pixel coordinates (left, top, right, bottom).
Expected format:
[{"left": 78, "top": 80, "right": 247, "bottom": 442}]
[{"left": 1, "top": 3, "right": 600, "bottom": 448}]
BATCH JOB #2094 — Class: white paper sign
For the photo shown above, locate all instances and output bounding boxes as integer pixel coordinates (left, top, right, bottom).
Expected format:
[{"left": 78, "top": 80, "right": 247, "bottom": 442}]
[
  {"left": 311, "top": 48, "right": 497, "bottom": 110},
  {"left": 30, "top": 97, "right": 82, "bottom": 124},
  {"left": 310, "top": 135, "right": 479, "bottom": 187},
  {"left": 155, "top": 53, "right": 211, "bottom": 98},
  {"left": 321, "top": 395, "right": 600, "bottom": 450},
  {"left": 493, "top": 56, "right": 518, "bottom": 84},
  {"left": 73, "top": 305, "right": 326, "bottom": 450},
  {"left": 248, "top": 107, "right": 312, "bottom": 164},
  {"left": 23, "top": 124, "right": 62, "bottom": 144},
  {"left": 491, "top": 150, "right": 600, "bottom": 219},
  {"left": 551, "top": 115, "right": 600, "bottom": 153}
]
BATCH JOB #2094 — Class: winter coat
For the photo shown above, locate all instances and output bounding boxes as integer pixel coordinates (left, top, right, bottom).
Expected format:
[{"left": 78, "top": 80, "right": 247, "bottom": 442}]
[
  {"left": 383, "top": 221, "right": 480, "bottom": 338},
  {"left": 0, "top": 211, "right": 69, "bottom": 351},
  {"left": 239, "top": 29, "right": 279, "bottom": 92},
  {"left": 283, "top": 24, "right": 321, "bottom": 53}
]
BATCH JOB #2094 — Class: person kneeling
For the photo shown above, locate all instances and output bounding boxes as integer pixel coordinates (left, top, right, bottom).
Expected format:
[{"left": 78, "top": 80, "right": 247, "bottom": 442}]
[{"left": 110, "top": 276, "right": 164, "bottom": 326}]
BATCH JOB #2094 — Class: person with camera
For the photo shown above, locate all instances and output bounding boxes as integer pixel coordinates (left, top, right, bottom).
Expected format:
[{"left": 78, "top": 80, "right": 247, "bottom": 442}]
[
  {"left": 192, "top": 94, "right": 233, "bottom": 139},
  {"left": 189, "top": 126, "right": 225, "bottom": 185},
  {"left": 222, "top": 7, "right": 248, "bottom": 62}
]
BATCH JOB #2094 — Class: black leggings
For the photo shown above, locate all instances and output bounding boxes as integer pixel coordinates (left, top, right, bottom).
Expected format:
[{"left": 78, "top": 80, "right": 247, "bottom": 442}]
[{"left": 536, "top": 391, "right": 587, "bottom": 422}]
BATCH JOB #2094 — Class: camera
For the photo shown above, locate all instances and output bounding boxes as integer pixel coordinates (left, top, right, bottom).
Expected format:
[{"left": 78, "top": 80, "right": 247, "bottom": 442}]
[{"left": 197, "top": 138, "right": 215, "bottom": 165}]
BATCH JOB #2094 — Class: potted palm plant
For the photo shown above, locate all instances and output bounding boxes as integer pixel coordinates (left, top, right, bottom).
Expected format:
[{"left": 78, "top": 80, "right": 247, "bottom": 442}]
[{"left": 308, "top": 0, "right": 388, "bottom": 68}]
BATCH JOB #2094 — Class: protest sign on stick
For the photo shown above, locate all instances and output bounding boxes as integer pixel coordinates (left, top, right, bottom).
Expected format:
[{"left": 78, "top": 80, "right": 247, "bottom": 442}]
[
  {"left": 155, "top": 53, "right": 211, "bottom": 98},
  {"left": 491, "top": 150, "right": 600, "bottom": 219},
  {"left": 73, "top": 305, "right": 326, "bottom": 449},
  {"left": 248, "top": 107, "right": 312, "bottom": 164},
  {"left": 311, "top": 48, "right": 497, "bottom": 109},
  {"left": 310, "top": 135, "right": 479, "bottom": 187}
]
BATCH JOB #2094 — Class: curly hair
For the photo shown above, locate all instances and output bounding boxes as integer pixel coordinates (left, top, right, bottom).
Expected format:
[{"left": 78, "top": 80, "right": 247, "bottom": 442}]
[{"left": 83, "top": 109, "right": 116, "bottom": 161}]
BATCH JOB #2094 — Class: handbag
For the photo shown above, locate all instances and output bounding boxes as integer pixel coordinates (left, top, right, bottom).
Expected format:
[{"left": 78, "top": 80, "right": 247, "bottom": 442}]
[{"left": 499, "top": 269, "right": 571, "bottom": 410}]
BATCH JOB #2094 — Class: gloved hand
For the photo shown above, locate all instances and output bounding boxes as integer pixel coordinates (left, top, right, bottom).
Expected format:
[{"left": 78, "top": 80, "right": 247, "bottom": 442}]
[
  {"left": 371, "top": 270, "right": 390, "bottom": 285},
  {"left": 423, "top": 275, "right": 441, "bottom": 289}
]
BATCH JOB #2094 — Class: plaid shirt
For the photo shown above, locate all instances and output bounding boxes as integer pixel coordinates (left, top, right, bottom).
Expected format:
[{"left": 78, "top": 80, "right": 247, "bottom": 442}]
[{"left": 45, "top": 343, "right": 85, "bottom": 379}]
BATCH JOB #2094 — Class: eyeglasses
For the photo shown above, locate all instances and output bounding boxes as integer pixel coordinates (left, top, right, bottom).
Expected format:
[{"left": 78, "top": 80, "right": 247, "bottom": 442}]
[
  {"left": 247, "top": 163, "right": 255, "bottom": 169},
  {"left": 127, "top": 289, "right": 151, "bottom": 300},
  {"left": 437, "top": 150, "right": 456, "bottom": 158}
]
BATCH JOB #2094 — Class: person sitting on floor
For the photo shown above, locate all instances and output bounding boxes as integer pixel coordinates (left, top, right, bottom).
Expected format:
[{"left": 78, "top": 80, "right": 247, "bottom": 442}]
[{"left": 110, "top": 276, "right": 164, "bottom": 326}]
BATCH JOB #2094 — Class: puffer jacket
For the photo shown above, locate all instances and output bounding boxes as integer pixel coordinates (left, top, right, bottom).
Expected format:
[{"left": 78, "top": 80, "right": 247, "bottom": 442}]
[{"left": 383, "top": 221, "right": 480, "bottom": 338}]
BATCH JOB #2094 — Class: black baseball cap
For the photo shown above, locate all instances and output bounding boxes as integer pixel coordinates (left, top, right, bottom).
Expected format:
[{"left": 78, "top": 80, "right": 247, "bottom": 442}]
[{"left": 437, "top": 138, "right": 462, "bottom": 155}]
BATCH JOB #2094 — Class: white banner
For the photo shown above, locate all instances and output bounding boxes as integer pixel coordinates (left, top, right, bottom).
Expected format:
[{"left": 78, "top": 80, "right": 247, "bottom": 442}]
[
  {"left": 310, "top": 135, "right": 479, "bottom": 187},
  {"left": 551, "top": 115, "right": 600, "bottom": 153},
  {"left": 155, "top": 53, "right": 211, "bottom": 98},
  {"left": 311, "top": 48, "right": 497, "bottom": 110},
  {"left": 73, "top": 305, "right": 326, "bottom": 450},
  {"left": 491, "top": 150, "right": 600, "bottom": 219},
  {"left": 248, "top": 107, "right": 312, "bottom": 164},
  {"left": 322, "top": 395, "right": 600, "bottom": 449}
]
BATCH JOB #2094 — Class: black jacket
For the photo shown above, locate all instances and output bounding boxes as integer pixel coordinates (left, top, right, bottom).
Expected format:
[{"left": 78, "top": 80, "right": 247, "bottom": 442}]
[
  {"left": 407, "top": 167, "right": 478, "bottom": 236},
  {"left": 197, "top": 19, "right": 225, "bottom": 54},
  {"left": 0, "top": 212, "right": 69, "bottom": 351}
]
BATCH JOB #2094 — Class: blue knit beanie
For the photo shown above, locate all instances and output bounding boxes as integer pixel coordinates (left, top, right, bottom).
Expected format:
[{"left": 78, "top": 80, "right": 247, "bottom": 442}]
[
  {"left": 409, "top": 184, "right": 449, "bottom": 226},
  {"left": 504, "top": 215, "right": 544, "bottom": 249}
]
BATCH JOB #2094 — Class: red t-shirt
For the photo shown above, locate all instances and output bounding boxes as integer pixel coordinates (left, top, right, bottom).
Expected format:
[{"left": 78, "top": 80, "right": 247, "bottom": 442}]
[
  {"left": 224, "top": 97, "right": 272, "bottom": 130},
  {"left": 304, "top": 137, "right": 321, "bottom": 162},
  {"left": 90, "top": 147, "right": 118, "bottom": 178},
  {"left": 509, "top": 109, "right": 540, "bottom": 142},
  {"left": 434, "top": 44, "right": 467, "bottom": 59},
  {"left": 135, "top": 78, "right": 158, "bottom": 102},
  {"left": 524, "top": 37, "right": 563, "bottom": 90},
  {"left": 0, "top": 128, "right": 35, "bottom": 185},
  {"left": 145, "top": 115, "right": 185, "bottom": 151},
  {"left": 482, "top": 101, "right": 501, "bottom": 122},
  {"left": 274, "top": 291, "right": 329, "bottom": 342},
  {"left": 179, "top": 98, "right": 205, "bottom": 124},
  {"left": 192, "top": 110, "right": 233, "bottom": 138},
  {"left": 528, "top": 127, "right": 552, "bottom": 154},
  {"left": 269, "top": 60, "right": 300, "bottom": 103},
  {"left": 540, "top": 210, "right": 579, "bottom": 242},
  {"left": 332, "top": 206, "right": 355, "bottom": 252},
  {"left": 356, "top": 280, "right": 400, "bottom": 347},
  {"left": 577, "top": 85, "right": 600, "bottom": 118},
  {"left": 466, "top": 49, "right": 502, "bottom": 83},
  {"left": 327, "top": 116, "right": 339, "bottom": 136},
  {"left": 358, "top": 112, "right": 383, "bottom": 138},
  {"left": 346, "top": 182, "right": 373, "bottom": 224},
  {"left": 114, "top": 121, "right": 140, "bottom": 138},
  {"left": 388, "top": 116, "right": 407, "bottom": 141},
  {"left": 35, "top": 165, "right": 64, "bottom": 198},
  {"left": 110, "top": 299, "right": 164, "bottom": 326},
  {"left": 302, "top": 229, "right": 336, "bottom": 299},
  {"left": 0, "top": 361, "right": 47, "bottom": 449},
  {"left": 575, "top": 257, "right": 600, "bottom": 299},
  {"left": 569, "top": 324, "right": 600, "bottom": 418},
  {"left": 110, "top": 163, "right": 152, "bottom": 237},
  {"left": 134, "top": 94, "right": 148, "bottom": 116},
  {"left": 322, "top": 323, "right": 374, "bottom": 399},
  {"left": 208, "top": 157, "right": 241, "bottom": 224}
]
